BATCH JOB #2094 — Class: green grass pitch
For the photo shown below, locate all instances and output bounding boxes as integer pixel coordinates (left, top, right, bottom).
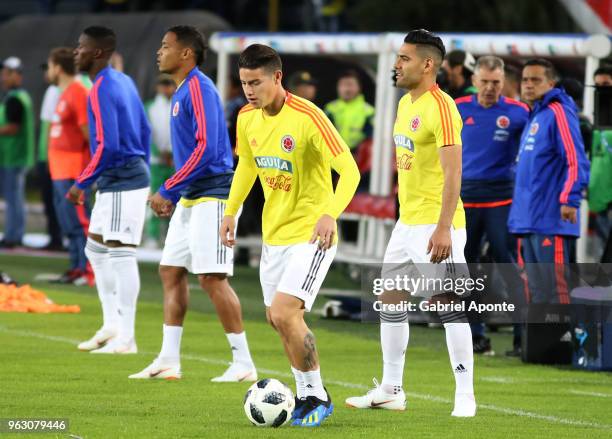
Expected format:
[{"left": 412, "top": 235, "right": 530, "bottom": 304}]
[{"left": 1, "top": 254, "right": 611, "bottom": 438}]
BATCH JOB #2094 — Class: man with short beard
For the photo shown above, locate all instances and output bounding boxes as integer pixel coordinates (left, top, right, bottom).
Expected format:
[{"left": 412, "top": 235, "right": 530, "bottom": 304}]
[{"left": 346, "top": 29, "right": 476, "bottom": 417}]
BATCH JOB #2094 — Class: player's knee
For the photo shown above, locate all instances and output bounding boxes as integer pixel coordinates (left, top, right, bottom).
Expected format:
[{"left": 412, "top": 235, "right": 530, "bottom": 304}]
[
  {"left": 198, "top": 274, "right": 227, "bottom": 295},
  {"left": 266, "top": 313, "right": 276, "bottom": 330},
  {"left": 269, "top": 305, "right": 293, "bottom": 333},
  {"left": 159, "top": 265, "right": 183, "bottom": 285}
]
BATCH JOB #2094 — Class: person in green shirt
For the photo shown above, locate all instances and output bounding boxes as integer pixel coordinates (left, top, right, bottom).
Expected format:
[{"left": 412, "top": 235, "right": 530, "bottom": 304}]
[
  {"left": 324, "top": 69, "right": 374, "bottom": 153},
  {"left": 590, "top": 66, "right": 612, "bottom": 261},
  {"left": 0, "top": 57, "right": 35, "bottom": 248}
]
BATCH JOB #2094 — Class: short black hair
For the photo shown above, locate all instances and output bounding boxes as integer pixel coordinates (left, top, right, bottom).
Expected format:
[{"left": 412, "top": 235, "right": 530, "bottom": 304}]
[
  {"left": 82, "top": 26, "right": 116, "bottom": 53},
  {"left": 338, "top": 69, "right": 360, "bottom": 83},
  {"left": 446, "top": 50, "right": 467, "bottom": 68},
  {"left": 167, "top": 25, "right": 207, "bottom": 66},
  {"left": 557, "top": 77, "right": 583, "bottom": 105},
  {"left": 524, "top": 58, "right": 558, "bottom": 81},
  {"left": 403, "top": 29, "right": 445, "bottom": 68},
  {"left": 238, "top": 44, "right": 282, "bottom": 73},
  {"left": 504, "top": 64, "right": 521, "bottom": 84},
  {"left": 594, "top": 65, "right": 612, "bottom": 78},
  {"left": 49, "top": 47, "right": 76, "bottom": 75}
]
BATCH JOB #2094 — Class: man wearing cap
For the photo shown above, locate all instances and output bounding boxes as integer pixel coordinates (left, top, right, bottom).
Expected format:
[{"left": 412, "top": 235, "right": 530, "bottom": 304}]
[
  {"left": 442, "top": 50, "right": 478, "bottom": 99},
  {"left": 287, "top": 70, "right": 318, "bottom": 102},
  {"left": 143, "top": 75, "right": 176, "bottom": 247},
  {"left": 0, "top": 57, "right": 35, "bottom": 248}
]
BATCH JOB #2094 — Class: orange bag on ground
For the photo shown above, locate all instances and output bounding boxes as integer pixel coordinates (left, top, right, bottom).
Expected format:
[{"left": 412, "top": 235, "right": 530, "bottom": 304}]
[{"left": 0, "top": 284, "right": 80, "bottom": 313}]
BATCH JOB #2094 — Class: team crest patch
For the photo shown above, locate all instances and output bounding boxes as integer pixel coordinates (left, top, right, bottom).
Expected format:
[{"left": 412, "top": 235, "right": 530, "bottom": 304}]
[
  {"left": 172, "top": 101, "right": 180, "bottom": 117},
  {"left": 529, "top": 122, "right": 539, "bottom": 135},
  {"left": 281, "top": 135, "right": 295, "bottom": 153},
  {"left": 496, "top": 115, "right": 510, "bottom": 129},
  {"left": 410, "top": 116, "right": 421, "bottom": 132}
]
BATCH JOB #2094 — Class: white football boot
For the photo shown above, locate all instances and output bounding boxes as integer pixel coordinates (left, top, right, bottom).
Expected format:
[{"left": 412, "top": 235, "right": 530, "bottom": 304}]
[
  {"left": 451, "top": 393, "right": 477, "bottom": 417},
  {"left": 211, "top": 362, "right": 257, "bottom": 382},
  {"left": 77, "top": 328, "right": 117, "bottom": 351},
  {"left": 345, "top": 378, "right": 406, "bottom": 410},
  {"left": 129, "top": 358, "right": 182, "bottom": 380},
  {"left": 90, "top": 337, "right": 137, "bottom": 354}
]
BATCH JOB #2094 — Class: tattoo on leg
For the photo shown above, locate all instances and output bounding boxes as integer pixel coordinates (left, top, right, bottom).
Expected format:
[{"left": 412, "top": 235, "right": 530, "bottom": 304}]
[{"left": 303, "top": 331, "right": 317, "bottom": 369}]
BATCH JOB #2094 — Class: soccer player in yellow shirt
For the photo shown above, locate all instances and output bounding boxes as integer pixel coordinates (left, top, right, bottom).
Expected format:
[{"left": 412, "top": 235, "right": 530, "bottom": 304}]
[
  {"left": 346, "top": 29, "right": 476, "bottom": 417},
  {"left": 220, "top": 44, "right": 360, "bottom": 427}
]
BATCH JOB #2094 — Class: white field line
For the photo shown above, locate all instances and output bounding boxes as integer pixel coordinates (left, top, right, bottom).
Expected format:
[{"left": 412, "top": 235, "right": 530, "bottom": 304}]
[
  {"left": 481, "top": 376, "right": 612, "bottom": 385},
  {"left": 569, "top": 390, "right": 612, "bottom": 398},
  {"left": 1, "top": 326, "right": 611, "bottom": 430}
]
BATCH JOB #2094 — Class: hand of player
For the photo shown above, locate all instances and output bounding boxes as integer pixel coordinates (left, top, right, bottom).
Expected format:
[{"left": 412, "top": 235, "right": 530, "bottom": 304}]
[
  {"left": 427, "top": 225, "right": 452, "bottom": 263},
  {"left": 220, "top": 215, "right": 236, "bottom": 248},
  {"left": 310, "top": 214, "right": 336, "bottom": 250},
  {"left": 148, "top": 192, "right": 174, "bottom": 217},
  {"left": 561, "top": 205, "right": 577, "bottom": 223},
  {"left": 66, "top": 184, "right": 85, "bottom": 205}
]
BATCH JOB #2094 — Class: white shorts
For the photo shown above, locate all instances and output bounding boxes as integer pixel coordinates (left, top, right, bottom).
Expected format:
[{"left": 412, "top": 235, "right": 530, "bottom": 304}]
[
  {"left": 89, "top": 187, "right": 149, "bottom": 245},
  {"left": 383, "top": 222, "right": 468, "bottom": 297},
  {"left": 260, "top": 242, "right": 336, "bottom": 312},
  {"left": 160, "top": 200, "right": 234, "bottom": 275}
]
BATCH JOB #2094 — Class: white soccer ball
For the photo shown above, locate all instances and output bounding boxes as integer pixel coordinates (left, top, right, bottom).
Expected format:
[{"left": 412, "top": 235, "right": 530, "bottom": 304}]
[{"left": 244, "top": 378, "right": 295, "bottom": 427}]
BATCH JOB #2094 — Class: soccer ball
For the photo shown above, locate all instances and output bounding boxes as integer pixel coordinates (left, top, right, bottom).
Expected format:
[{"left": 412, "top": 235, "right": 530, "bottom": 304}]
[{"left": 243, "top": 378, "right": 295, "bottom": 427}]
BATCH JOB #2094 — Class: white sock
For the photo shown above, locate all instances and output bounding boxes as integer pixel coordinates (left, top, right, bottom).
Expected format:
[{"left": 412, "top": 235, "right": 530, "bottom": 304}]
[
  {"left": 109, "top": 247, "right": 140, "bottom": 342},
  {"left": 444, "top": 323, "right": 474, "bottom": 395},
  {"left": 381, "top": 322, "right": 409, "bottom": 393},
  {"left": 226, "top": 332, "right": 254, "bottom": 366},
  {"left": 84, "top": 238, "right": 118, "bottom": 331},
  {"left": 292, "top": 366, "right": 305, "bottom": 399},
  {"left": 302, "top": 369, "right": 327, "bottom": 401},
  {"left": 159, "top": 324, "right": 183, "bottom": 362}
]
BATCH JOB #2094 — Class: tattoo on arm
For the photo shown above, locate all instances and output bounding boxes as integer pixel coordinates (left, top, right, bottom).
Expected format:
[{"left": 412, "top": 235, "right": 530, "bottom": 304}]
[{"left": 303, "top": 331, "right": 318, "bottom": 370}]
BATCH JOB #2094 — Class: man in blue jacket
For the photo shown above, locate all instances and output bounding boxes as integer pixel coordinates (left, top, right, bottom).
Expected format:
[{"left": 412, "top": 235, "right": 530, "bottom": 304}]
[
  {"left": 508, "top": 59, "right": 589, "bottom": 304},
  {"left": 68, "top": 26, "right": 151, "bottom": 354},
  {"left": 456, "top": 55, "right": 529, "bottom": 354},
  {"left": 130, "top": 26, "right": 256, "bottom": 382}
]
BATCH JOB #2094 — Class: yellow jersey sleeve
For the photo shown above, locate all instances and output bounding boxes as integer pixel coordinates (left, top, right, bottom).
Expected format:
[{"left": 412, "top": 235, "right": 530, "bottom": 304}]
[
  {"left": 326, "top": 152, "right": 360, "bottom": 219},
  {"left": 428, "top": 88, "right": 463, "bottom": 148},
  {"left": 225, "top": 110, "right": 258, "bottom": 216}
]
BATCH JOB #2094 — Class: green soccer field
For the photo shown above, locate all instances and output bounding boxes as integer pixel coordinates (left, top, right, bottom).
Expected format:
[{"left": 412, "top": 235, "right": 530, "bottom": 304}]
[{"left": 1, "top": 254, "right": 611, "bottom": 439}]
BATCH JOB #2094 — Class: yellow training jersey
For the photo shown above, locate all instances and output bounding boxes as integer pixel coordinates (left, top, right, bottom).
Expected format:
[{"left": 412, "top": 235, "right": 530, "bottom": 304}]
[
  {"left": 233, "top": 93, "right": 354, "bottom": 245},
  {"left": 394, "top": 84, "right": 465, "bottom": 228}
]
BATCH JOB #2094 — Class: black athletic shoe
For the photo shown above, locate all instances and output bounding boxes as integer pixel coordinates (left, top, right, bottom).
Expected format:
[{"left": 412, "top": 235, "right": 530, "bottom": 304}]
[
  {"left": 505, "top": 346, "right": 522, "bottom": 357},
  {"left": 0, "top": 240, "right": 20, "bottom": 249},
  {"left": 473, "top": 334, "right": 493, "bottom": 355}
]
